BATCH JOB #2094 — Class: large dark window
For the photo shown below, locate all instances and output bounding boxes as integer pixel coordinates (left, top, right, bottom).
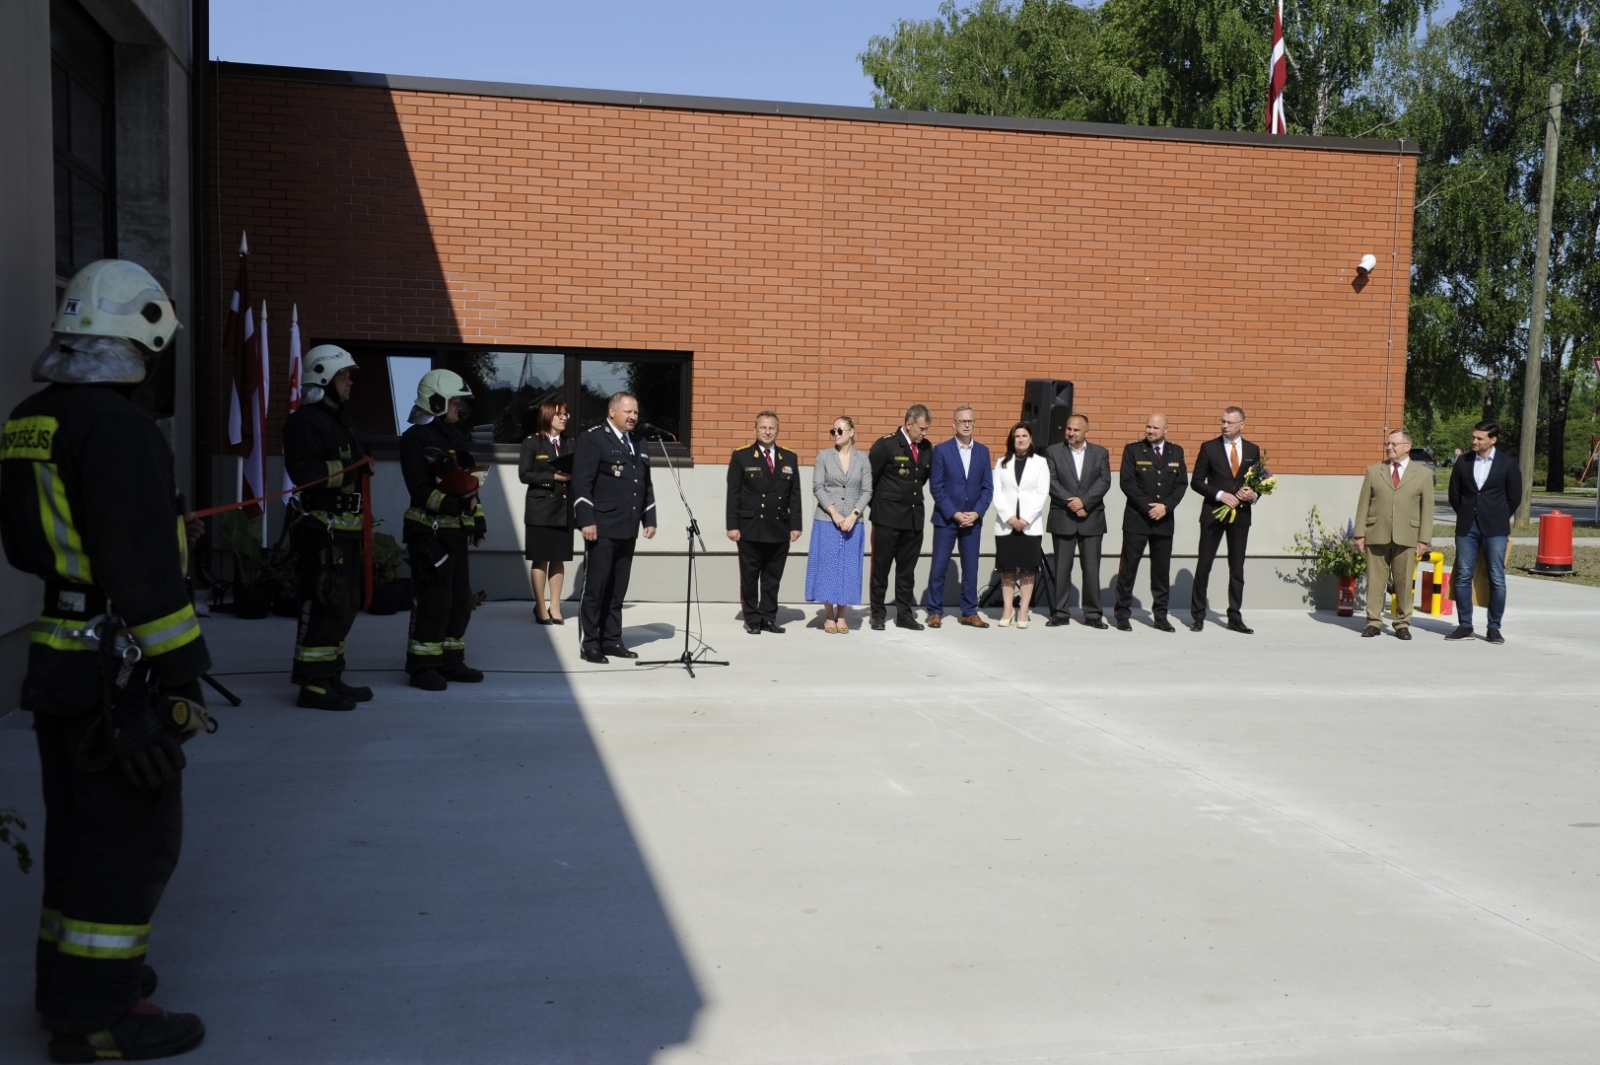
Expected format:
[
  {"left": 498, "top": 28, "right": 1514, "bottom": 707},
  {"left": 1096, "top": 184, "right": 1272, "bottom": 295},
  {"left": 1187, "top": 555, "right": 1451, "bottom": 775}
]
[
  {"left": 51, "top": 0, "right": 114, "bottom": 279},
  {"left": 326, "top": 344, "right": 692, "bottom": 462}
]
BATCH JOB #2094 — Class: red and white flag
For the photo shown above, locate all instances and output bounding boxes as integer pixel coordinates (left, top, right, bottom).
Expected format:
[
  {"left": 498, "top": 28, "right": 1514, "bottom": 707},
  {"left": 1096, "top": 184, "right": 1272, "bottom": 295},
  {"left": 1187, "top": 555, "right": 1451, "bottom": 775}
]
[
  {"left": 252, "top": 300, "right": 270, "bottom": 529},
  {"left": 222, "top": 232, "right": 254, "bottom": 464},
  {"left": 282, "top": 305, "right": 303, "bottom": 493},
  {"left": 1266, "top": 0, "right": 1288, "bottom": 134}
]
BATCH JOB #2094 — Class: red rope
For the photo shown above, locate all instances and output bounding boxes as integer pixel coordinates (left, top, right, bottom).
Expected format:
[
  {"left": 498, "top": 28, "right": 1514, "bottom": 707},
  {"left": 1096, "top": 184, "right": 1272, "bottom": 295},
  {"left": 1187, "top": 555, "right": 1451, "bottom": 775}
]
[{"left": 190, "top": 456, "right": 375, "bottom": 519}]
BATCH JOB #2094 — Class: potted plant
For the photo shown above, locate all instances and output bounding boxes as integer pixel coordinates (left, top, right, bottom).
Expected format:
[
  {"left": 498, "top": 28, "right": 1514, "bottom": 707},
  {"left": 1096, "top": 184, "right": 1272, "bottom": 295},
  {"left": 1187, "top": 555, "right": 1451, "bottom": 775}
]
[
  {"left": 1288, "top": 505, "right": 1367, "bottom": 615},
  {"left": 366, "top": 531, "right": 412, "bottom": 615},
  {"left": 221, "top": 510, "right": 271, "bottom": 619}
]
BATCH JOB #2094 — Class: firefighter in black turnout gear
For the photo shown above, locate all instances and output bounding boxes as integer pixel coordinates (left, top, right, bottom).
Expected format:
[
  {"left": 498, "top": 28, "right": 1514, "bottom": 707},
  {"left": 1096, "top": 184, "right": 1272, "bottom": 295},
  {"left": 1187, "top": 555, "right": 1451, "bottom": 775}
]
[
  {"left": 283, "top": 345, "right": 372, "bottom": 711},
  {"left": 1, "top": 260, "right": 210, "bottom": 1062},
  {"left": 401, "top": 369, "right": 486, "bottom": 691}
]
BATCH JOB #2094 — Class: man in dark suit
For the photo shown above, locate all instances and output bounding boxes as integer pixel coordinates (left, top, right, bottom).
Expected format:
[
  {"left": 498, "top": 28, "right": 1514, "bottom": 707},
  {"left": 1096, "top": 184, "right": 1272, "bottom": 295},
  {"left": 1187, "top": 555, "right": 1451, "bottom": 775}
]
[
  {"left": 1044, "top": 414, "right": 1111, "bottom": 628},
  {"left": 726, "top": 411, "right": 803, "bottom": 635},
  {"left": 572, "top": 391, "right": 657, "bottom": 664},
  {"left": 1189, "top": 405, "right": 1261, "bottom": 633},
  {"left": 1113, "top": 413, "right": 1187, "bottom": 632},
  {"left": 1446, "top": 420, "right": 1522, "bottom": 643},
  {"left": 925, "top": 405, "right": 994, "bottom": 628},
  {"left": 868, "top": 404, "right": 934, "bottom": 630}
]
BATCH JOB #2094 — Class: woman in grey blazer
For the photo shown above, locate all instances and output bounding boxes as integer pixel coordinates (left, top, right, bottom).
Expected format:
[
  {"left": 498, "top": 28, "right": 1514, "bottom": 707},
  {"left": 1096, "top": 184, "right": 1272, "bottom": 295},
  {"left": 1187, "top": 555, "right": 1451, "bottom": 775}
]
[{"left": 805, "top": 416, "right": 873, "bottom": 632}]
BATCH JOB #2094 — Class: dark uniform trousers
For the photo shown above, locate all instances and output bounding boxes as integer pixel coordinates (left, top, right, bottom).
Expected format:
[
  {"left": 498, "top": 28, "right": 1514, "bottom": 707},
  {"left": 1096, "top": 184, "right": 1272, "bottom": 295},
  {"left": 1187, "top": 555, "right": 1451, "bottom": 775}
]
[
  {"left": 35, "top": 711, "right": 182, "bottom": 1032},
  {"left": 581, "top": 534, "right": 637, "bottom": 648},
  {"left": 739, "top": 539, "right": 789, "bottom": 626},
  {"left": 871, "top": 525, "right": 922, "bottom": 619},
  {"left": 1115, "top": 531, "right": 1173, "bottom": 620},
  {"left": 407, "top": 532, "right": 473, "bottom": 673},
  {"left": 291, "top": 530, "right": 364, "bottom": 684},
  {"left": 1051, "top": 534, "right": 1104, "bottom": 622}
]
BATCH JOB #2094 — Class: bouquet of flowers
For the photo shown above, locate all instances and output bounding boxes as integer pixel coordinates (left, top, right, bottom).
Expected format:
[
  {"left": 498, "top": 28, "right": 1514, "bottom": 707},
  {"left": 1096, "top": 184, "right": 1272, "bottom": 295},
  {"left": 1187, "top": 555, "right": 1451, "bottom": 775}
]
[
  {"left": 1212, "top": 455, "right": 1276, "bottom": 523},
  {"left": 1288, "top": 506, "right": 1367, "bottom": 579}
]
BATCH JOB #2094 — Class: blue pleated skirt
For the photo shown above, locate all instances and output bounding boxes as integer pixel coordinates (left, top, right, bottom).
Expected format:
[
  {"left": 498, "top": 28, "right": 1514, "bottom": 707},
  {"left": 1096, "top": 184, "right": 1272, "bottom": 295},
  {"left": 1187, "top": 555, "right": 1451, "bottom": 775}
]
[{"left": 804, "top": 519, "right": 866, "bottom": 605}]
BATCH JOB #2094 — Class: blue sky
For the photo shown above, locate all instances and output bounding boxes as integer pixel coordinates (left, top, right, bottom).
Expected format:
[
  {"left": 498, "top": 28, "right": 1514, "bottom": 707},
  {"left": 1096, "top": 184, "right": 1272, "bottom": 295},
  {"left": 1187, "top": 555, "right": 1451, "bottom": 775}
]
[{"left": 212, "top": 0, "right": 1464, "bottom": 109}]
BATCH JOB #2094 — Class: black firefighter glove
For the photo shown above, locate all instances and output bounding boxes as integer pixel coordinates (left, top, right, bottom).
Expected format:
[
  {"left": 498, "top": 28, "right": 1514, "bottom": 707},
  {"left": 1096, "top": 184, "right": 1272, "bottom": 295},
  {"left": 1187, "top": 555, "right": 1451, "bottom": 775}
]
[
  {"left": 473, "top": 515, "right": 487, "bottom": 541},
  {"left": 109, "top": 685, "right": 189, "bottom": 790}
]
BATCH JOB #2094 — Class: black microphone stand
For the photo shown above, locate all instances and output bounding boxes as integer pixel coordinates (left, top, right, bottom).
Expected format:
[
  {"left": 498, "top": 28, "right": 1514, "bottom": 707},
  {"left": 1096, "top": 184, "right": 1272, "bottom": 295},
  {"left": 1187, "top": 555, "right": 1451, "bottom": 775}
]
[{"left": 635, "top": 427, "right": 728, "bottom": 677}]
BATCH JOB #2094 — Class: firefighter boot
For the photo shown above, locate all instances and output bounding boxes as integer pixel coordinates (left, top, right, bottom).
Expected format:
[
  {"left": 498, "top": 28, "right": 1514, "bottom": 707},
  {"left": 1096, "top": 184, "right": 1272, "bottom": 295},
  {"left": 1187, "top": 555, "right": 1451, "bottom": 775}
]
[
  {"left": 439, "top": 663, "right": 484, "bottom": 683},
  {"left": 330, "top": 675, "right": 374, "bottom": 702},
  {"left": 49, "top": 1000, "right": 205, "bottom": 1063},
  {"left": 410, "top": 669, "right": 447, "bottom": 692},
  {"left": 296, "top": 683, "right": 357, "bottom": 711}
]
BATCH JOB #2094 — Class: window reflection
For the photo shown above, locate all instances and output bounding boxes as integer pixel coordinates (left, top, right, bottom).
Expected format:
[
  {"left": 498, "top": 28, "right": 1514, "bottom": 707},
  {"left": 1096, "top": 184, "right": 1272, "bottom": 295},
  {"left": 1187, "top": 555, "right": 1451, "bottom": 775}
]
[
  {"left": 579, "top": 360, "right": 682, "bottom": 443},
  {"left": 450, "top": 351, "right": 565, "bottom": 444}
]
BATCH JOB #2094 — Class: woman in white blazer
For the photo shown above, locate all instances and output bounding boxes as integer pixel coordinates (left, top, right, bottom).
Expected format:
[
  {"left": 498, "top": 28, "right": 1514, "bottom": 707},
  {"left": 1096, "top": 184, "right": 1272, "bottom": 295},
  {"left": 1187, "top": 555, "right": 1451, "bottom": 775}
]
[{"left": 991, "top": 421, "right": 1050, "bottom": 627}]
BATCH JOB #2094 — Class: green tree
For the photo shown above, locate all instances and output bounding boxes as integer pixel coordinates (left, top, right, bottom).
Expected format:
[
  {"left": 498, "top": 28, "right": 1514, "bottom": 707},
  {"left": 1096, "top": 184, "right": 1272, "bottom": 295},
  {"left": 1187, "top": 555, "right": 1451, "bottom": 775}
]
[{"left": 1394, "top": 1, "right": 1600, "bottom": 491}]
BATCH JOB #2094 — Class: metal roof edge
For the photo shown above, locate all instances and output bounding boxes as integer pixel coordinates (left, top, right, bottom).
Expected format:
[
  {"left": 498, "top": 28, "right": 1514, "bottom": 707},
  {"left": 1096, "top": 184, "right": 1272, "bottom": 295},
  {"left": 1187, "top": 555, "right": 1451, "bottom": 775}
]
[{"left": 214, "top": 61, "right": 1420, "bottom": 156}]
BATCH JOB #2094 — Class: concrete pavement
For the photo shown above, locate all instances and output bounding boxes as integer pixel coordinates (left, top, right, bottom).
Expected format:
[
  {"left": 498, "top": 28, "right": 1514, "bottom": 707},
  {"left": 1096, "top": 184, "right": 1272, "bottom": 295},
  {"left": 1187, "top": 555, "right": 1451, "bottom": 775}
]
[{"left": 3, "top": 577, "right": 1600, "bottom": 1063}]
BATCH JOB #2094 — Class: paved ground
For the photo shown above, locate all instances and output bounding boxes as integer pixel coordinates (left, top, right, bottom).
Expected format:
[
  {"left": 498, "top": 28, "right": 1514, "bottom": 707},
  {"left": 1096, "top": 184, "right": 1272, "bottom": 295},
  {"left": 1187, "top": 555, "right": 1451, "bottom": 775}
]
[{"left": 3, "top": 579, "right": 1600, "bottom": 1064}]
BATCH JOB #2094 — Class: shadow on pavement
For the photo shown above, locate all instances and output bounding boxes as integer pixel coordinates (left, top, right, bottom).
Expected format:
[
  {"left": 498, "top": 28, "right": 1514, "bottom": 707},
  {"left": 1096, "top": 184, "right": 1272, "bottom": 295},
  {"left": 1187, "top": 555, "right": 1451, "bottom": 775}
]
[{"left": 0, "top": 608, "right": 701, "bottom": 1063}]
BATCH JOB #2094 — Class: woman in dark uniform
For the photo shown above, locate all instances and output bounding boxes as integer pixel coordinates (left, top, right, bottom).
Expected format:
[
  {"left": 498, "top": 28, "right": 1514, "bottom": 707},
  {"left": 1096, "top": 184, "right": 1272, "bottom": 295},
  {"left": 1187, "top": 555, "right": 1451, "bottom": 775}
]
[{"left": 518, "top": 401, "right": 573, "bottom": 624}]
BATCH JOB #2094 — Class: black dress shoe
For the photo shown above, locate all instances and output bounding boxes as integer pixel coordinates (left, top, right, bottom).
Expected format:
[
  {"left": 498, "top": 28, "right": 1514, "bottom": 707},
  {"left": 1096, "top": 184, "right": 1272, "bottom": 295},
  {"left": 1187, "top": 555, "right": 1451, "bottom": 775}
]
[
  {"left": 1444, "top": 625, "right": 1474, "bottom": 641},
  {"left": 1152, "top": 617, "right": 1175, "bottom": 632},
  {"left": 1044, "top": 616, "right": 1069, "bottom": 627},
  {"left": 1188, "top": 620, "right": 1205, "bottom": 632},
  {"left": 1083, "top": 618, "right": 1108, "bottom": 630},
  {"left": 1486, "top": 628, "right": 1505, "bottom": 644},
  {"left": 1113, "top": 617, "right": 1132, "bottom": 631},
  {"left": 894, "top": 616, "right": 925, "bottom": 631},
  {"left": 602, "top": 644, "right": 639, "bottom": 659},
  {"left": 760, "top": 621, "right": 786, "bottom": 634},
  {"left": 1393, "top": 627, "right": 1412, "bottom": 640},
  {"left": 1227, "top": 619, "right": 1254, "bottom": 634},
  {"left": 580, "top": 648, "right": 610, "bottom": 664},
  {"left": 869, "top": 617, "right": 885, "bottom": 631},
  {"left": 1361, "top": 624, "right": 1382, "bottom": 637},
  {"left": 745, "top": 623, "right": 762, "bottom": 635}
]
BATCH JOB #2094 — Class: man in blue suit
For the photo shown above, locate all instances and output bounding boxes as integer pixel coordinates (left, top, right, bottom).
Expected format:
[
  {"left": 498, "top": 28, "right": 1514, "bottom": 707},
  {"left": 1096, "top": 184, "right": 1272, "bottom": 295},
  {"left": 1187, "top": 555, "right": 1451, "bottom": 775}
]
[{"left": 925, "top": 405, "right": 994, "bottom": 627}]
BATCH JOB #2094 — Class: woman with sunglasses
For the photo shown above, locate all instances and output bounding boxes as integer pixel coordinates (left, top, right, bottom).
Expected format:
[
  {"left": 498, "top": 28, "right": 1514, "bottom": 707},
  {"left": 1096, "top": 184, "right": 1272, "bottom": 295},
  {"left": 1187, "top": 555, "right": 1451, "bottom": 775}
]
[{"left": 805, "top": 416, "right": 872, "bottom": 632}]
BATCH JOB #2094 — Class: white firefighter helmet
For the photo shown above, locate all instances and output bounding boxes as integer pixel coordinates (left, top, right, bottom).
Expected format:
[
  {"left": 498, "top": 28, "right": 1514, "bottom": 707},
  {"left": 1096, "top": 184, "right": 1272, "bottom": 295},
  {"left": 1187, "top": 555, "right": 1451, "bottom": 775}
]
[
  {"left": 302, "top": 344, "right": 358, "bottom": 388},
  {"left": 416, "top": 369, "right": 473, "bottom": 417},
  {"left": 52, "top": 259, "right": 181, "bottom": 352}
]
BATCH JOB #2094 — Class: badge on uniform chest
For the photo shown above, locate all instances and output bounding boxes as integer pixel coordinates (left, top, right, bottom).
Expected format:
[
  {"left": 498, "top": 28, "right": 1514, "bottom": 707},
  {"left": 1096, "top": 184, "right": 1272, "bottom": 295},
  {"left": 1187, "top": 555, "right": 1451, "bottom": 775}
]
[{"left": 611, "top": 463, "right": 625, "bottom": 477}]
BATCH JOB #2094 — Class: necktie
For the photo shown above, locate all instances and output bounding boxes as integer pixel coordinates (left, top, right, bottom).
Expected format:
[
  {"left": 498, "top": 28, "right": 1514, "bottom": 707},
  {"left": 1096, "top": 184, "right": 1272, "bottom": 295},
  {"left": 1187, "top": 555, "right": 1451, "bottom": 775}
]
[
  {"left": 1155, "top": 444, "right": 1162, "bottom": 459},
  {"left": 552, "top": 437, "right": 560, "bottom": 456},
  {"left": 910, "top": 442, "right": 919, "bottom": 463},
  {"left": 1229, "top": 441, "right": 1239, "bottom": 477},
  {"left": 1392, "top": 462, "right": 1401, "bottom": 488},
  {"left": 765, "top": 447, "right": 774, "bottom": 473}
]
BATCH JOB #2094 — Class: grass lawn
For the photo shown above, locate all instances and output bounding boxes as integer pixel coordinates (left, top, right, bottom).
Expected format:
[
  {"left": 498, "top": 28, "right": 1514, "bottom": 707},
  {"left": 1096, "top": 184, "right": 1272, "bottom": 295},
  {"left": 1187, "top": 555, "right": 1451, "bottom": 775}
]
[
  {"left": 1435, "top": 542, "right": 1600, "bottom": 589},
  {"left": 1433, "top": 520, "right": 1600, "bottom": 540}
]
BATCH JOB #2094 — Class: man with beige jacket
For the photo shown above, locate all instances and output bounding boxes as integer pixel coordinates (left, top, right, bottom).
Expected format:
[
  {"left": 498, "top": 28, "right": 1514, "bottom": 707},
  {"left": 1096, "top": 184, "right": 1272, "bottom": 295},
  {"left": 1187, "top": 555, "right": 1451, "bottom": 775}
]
[{"left": 1354, "top": 430, "right": 1434, "bottom": 639}]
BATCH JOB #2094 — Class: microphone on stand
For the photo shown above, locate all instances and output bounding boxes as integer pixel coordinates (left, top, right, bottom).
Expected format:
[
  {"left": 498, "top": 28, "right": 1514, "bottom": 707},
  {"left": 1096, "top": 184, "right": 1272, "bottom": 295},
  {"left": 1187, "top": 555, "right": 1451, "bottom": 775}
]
[{"left": 639, "top": 422, "right": 678, "bottom": 441}]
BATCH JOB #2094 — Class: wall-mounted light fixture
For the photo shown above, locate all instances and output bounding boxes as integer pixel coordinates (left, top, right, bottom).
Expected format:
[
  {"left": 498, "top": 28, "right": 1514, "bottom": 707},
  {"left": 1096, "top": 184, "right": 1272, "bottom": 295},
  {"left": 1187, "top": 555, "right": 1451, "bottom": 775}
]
[{"left": 1357, "top": 254, "right": 1378, "bottom": 275}]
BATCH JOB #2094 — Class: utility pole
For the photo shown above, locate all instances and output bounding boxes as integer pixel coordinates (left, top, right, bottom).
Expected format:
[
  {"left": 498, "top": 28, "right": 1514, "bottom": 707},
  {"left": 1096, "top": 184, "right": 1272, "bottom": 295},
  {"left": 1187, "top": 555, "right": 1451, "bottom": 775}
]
[{"left": 1518, "top": 82, "right": 1562, "bottom": 526}]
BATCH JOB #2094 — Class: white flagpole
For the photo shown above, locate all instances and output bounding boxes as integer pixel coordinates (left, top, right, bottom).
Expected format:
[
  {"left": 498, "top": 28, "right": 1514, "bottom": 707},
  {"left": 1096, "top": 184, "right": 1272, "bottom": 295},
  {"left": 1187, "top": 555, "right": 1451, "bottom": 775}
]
[{"left": 257, "top": 301, "right": 271, "bottom": 548}]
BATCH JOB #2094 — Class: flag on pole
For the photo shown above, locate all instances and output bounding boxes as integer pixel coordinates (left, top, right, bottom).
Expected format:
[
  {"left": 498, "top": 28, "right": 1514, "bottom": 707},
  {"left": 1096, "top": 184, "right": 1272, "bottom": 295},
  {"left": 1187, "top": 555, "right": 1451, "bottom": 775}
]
[
  {"left": 222, "top": 233, "right": 255, "bottom": 461},
  {"left": 245, "top": 301, "right": 271, "bottom": 540},
  {"left": 1266, "top": 0, "right": 1288, "bottom": 134},
  {"left": 282, "top": 304, "right": 303, "bottom": 494}
]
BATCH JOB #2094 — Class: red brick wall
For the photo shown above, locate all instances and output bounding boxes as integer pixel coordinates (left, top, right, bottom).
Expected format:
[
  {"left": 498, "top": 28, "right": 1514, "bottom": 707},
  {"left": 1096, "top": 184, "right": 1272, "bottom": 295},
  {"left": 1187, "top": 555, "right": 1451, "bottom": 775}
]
[{"left": 214, "top": 74, "right": 1415, "bottom": 472}]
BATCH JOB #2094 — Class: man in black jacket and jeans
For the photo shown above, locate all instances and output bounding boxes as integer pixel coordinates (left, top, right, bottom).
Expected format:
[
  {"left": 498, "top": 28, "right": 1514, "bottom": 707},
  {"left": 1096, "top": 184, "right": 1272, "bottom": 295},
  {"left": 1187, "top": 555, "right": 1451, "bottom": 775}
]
[{"left": 1446, "top": 420, "right": 1523, "bottom": 643}]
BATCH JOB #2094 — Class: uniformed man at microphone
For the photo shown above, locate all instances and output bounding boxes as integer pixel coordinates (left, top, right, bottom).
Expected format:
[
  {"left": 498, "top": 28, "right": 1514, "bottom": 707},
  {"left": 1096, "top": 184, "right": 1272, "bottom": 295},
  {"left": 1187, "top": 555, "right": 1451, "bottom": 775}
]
[
  {"left": 572, "top": 392, "right": 657, "bottom": 664},
  {"left": 726, "top": 411, "right": 803, "bottom": 634}
]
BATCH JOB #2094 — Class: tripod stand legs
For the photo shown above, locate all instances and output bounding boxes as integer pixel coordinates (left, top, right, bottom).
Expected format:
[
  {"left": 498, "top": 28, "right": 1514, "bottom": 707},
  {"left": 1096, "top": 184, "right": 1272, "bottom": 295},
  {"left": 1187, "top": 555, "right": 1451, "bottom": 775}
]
[{"left": 637, "top": 520, "right": 728, "bottom": 675}]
